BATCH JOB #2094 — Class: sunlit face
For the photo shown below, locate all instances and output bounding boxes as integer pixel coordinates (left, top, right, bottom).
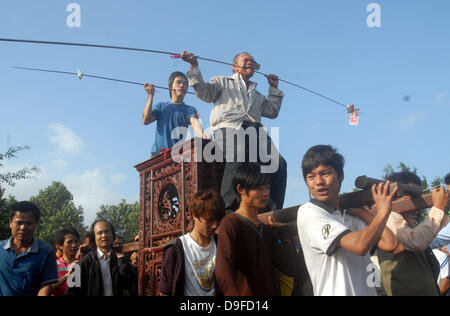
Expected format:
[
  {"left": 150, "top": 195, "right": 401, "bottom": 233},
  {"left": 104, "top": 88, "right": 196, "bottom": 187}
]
[
  {"left": 9, "top": 212, "right": 38, "bottom": 245},
  {"left": 61, "top": 234, "right": 80, "bottom": 258},
  {"left": 305, "top": 164, "right": 343, "bottom": 208},
  {"left": 239, "top": 184, "right": 271, "bottom": 210},
  {"left": 94, "top": 221, "right": 113, "bottom": 250},
  {"left": 232, "top": 53, "right": 257, "bottom": 78},
  {"left": 193, "top": 216, "right": 221, "bottom": 240},
  {"left": 171, "top": 76, "right": 188, "bottom": 100}
]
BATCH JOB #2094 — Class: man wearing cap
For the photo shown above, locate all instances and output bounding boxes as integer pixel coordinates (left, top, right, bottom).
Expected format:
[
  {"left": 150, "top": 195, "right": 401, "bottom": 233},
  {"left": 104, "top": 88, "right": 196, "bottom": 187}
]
[
  {"left": 142, "top": 71, "right": 210, "bottom": 156},
  {"left": 181, "top": 52, "right": 287, "bottom": 212}
]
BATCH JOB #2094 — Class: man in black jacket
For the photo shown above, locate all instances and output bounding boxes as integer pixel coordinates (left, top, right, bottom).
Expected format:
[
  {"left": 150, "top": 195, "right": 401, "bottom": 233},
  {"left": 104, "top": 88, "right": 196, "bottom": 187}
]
[{"left": 66, "top": 219, "right": 134, "bottom": 296}]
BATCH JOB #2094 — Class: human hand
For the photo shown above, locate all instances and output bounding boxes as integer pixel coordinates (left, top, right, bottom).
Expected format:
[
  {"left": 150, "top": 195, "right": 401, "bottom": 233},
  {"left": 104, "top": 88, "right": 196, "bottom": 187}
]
[
  {"left": 144, "top": 83, "right": 155, "bottom": 96},
  {"left": 432, "top": 186, "right": 449, "bottom": 211},
  {"left": 202, "top": 133, "right": 212, "bottom": 140},
  {"left": 371, "top": 181, "right": 398, "bottom": 216},
  {"left": 267, "top": 215, "right": 274, "bottom": 226},
  {"left": 266, "top": 74, "right": 279, "bottom": 88},
  {"left": 181, "top": 51, "right": 198, "bottom": 67}
]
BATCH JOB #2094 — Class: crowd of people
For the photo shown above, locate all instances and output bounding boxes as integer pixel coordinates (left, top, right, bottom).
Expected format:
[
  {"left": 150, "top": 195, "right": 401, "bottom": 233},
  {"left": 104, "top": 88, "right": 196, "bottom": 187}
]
[{"left": 0, "top": 51, "right": 448, "bottom": 296}]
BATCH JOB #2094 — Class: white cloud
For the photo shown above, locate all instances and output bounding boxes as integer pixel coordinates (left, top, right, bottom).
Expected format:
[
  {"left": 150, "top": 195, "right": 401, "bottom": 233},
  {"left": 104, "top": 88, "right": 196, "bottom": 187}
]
[
  {"left": 396, "top": 112, "right": 423, "bottom": 129},
  {"left": 48, "top": 123, "right": 83, "bottom": 155},
  {"left": 50, "top": 158, "right": 68, "bottom": 171},
  {"left": 110, "top": 173, "right": 126, "bottom": 185},
  {"left": 63, "top": 169, "right": 124, "bottom": 225}
]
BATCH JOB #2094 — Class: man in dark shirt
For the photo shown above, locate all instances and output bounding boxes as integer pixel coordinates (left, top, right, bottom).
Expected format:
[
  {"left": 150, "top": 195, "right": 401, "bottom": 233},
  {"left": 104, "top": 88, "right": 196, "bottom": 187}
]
[{"left": 215, "top": 163, "right": 296, "bottom": 296}]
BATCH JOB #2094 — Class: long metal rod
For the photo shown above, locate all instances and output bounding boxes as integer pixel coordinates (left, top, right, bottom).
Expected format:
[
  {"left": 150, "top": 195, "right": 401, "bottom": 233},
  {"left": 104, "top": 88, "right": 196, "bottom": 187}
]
[
  {"left": 2, "top": 38, "right": 347, "bottom": 108},
  {"left": 11, "top": 66, "right": 195, "bottom": 94}
]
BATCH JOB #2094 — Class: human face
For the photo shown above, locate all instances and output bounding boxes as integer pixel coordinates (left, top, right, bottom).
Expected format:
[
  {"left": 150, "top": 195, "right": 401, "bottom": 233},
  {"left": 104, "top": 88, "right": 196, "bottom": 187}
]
[
  {"left": 61, "top": 234, "right": 80, "bottom": 259},
  {"left": 94, "top": 221, "right": 113, "bottom": 251},
  {"left": 305, "top": 164, "right": 343, "bottom": 208},
  {"left": 9, "top": 212, "right": 38, "bottom": 245},
  {"left": 171, "top": 76, "right": 188, "bottom": 101},
  {"left": 193, "top": 216, "right": 221, "bottom": 240},
  {"left": 240, "top": 184, "right": 271, "bottom": 210},
  {"left": 232, "top": 53, "right": 257, "bottom": 78}
]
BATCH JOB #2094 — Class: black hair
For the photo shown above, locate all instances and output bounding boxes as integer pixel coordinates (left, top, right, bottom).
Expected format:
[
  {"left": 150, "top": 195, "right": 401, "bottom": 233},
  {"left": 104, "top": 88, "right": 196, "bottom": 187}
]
[
  {"left": 444, "top": 172, "right": 450, "bottom": 185},
  {"left": 80, "top": 231, "right": 94, "bottom": 244},
  {"left": 9, "top": 201, "right": 41, "bottom": 222},
  {"left": 168, "top": 71, "right": 188, "bottom": 97},
  {"left": 90, "top": 218, "right": 116, "bottom": 244},
  {"left": 301, "top": 145, "right": 345, "bottom": 181},
  {"left": 232, "top": 163, "right": 271, "bottom": 205},
  {"left": 386, "top": 171, "right": 421, "bottom": 186},
  {"left": 54, "top": 227, "right": 80, "bottom": 246}
]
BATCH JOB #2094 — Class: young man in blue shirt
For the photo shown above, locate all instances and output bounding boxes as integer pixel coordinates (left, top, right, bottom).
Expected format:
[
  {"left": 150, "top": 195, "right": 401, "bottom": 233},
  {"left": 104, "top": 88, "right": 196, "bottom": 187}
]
[
  {"left": 0, "top": 201, "right": 58, "bottom": 296},
  {"left": 142, "top": 71, "right": 210, "bottom": 156}
]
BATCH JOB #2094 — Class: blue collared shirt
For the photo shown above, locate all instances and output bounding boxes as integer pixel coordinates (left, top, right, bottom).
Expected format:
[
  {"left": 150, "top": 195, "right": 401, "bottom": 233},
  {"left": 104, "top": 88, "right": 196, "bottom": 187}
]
[{"left": 0, "top": 237, "right": 58, "bottom": 296}]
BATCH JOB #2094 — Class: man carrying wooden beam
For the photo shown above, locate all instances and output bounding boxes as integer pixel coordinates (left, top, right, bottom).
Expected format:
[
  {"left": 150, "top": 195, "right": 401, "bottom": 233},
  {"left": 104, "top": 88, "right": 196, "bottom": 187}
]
[
  {"left": 376, "top": 171, "right": 449, "bottom": 296},
  {"left": 297, "top": 145, "right": 400, "bottom": 296}
]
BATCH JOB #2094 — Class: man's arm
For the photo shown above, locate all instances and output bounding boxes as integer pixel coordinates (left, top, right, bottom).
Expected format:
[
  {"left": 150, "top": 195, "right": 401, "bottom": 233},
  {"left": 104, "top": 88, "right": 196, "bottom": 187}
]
[
  {"left": 347, "top": 208, "right": 402, "bottom": 254},
  {"left": 215, "top": 219, "right": 241, "bottom": 296},
  {"left": 189, "top": 117, "right": 211, "bottom": 139},
  {"left": 261, "top": 74, "right": 284, "bottom": 119},
  {"left": 340, "top": 182, "right": 398, "bottom": 256},
  {"left": 159, "top": 245, "right": 179, "bottom": 296},
  {"left": 37, "top": 284, "right": 52, "bottom": 296},
  {"left": 182, "top": 51, "right": 223, "bottom": 103},
  {"left": 386, "top": 187, "right": 450, "bottom": 252},
  {"left": 142, "top": 83, "right": 157, "bottom": 125},
  {"left": 439, "top": 277, "right": 450, "bottom": 295}
]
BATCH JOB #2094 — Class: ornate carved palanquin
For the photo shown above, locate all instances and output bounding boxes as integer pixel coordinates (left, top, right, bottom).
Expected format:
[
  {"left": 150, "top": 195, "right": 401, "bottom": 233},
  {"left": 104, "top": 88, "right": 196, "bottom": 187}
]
[{"left": 134, "top": 138, "right": 224, "bottom": 296}]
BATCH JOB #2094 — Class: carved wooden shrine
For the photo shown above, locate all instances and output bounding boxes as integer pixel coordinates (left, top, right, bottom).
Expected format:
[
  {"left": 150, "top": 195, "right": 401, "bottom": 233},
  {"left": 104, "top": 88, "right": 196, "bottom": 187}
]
[{"left": 134, "top": 138, "right": 224, "bottom": 296}]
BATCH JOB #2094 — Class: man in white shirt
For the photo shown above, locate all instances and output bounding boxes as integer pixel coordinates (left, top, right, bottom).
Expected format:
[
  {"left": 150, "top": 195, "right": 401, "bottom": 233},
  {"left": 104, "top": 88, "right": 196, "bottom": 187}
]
[
  {"left": 159, "top": 189, "right": 225, "bottom": 296},
  {"left": 181, "top": 52, "right": 287, "bottom": 213},
  {"left": 297, "top": 145, "right": 400, "bottom": 296}
]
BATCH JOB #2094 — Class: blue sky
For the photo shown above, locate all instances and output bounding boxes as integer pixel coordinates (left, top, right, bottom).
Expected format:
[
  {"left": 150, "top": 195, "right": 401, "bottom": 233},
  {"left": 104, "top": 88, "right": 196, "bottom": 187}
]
[{"left": 1, "top": 0, "right": 449, "bottom": 224}]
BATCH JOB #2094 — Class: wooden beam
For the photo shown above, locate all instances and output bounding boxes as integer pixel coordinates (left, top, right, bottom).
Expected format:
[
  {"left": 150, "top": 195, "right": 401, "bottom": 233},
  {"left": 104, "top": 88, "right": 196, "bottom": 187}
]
[{"left": 113, "top": 241, "right": 139, "bottom": 254}]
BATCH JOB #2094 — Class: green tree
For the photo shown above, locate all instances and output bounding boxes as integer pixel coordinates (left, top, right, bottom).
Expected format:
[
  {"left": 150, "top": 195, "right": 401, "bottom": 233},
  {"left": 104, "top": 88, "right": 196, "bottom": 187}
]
[
  {"left": 30, "top": 181, "right": 86, "bottom": 244},
  {"left": 96, "top": 199, "right": 139, "bottom": 243},
  {"left": 0, "top": 145, "right": 38, "bottom": 239},
  {"left": 0, "top": 188, "right": 17, "bottom": 240},
  {"left": 0, "top": 146, "right": 40, "bottom": 189}
]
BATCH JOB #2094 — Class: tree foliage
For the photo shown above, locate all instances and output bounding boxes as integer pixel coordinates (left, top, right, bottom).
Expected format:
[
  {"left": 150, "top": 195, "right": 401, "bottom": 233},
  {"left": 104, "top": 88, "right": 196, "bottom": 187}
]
[
  {"left": 0, "top": 146, "right": 40, "bottom": 188},
  {"left": 29, "top": 181, "right": 86, "bottom": 244},
  {"left": 0, "top": 188, "right": 17, "bottom": 240},
  {"left": 96, "top": 199, "right": 139, "bottom": 243}
]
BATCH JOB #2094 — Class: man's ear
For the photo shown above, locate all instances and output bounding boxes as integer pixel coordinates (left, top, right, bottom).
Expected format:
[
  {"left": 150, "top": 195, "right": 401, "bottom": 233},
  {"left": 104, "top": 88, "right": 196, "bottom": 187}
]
[
  {"left": 236, "top": 184, "right": 243, "bottom": 195},
  {"left": 236, "top": 184, "right": 248, "bottom": 197}
]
